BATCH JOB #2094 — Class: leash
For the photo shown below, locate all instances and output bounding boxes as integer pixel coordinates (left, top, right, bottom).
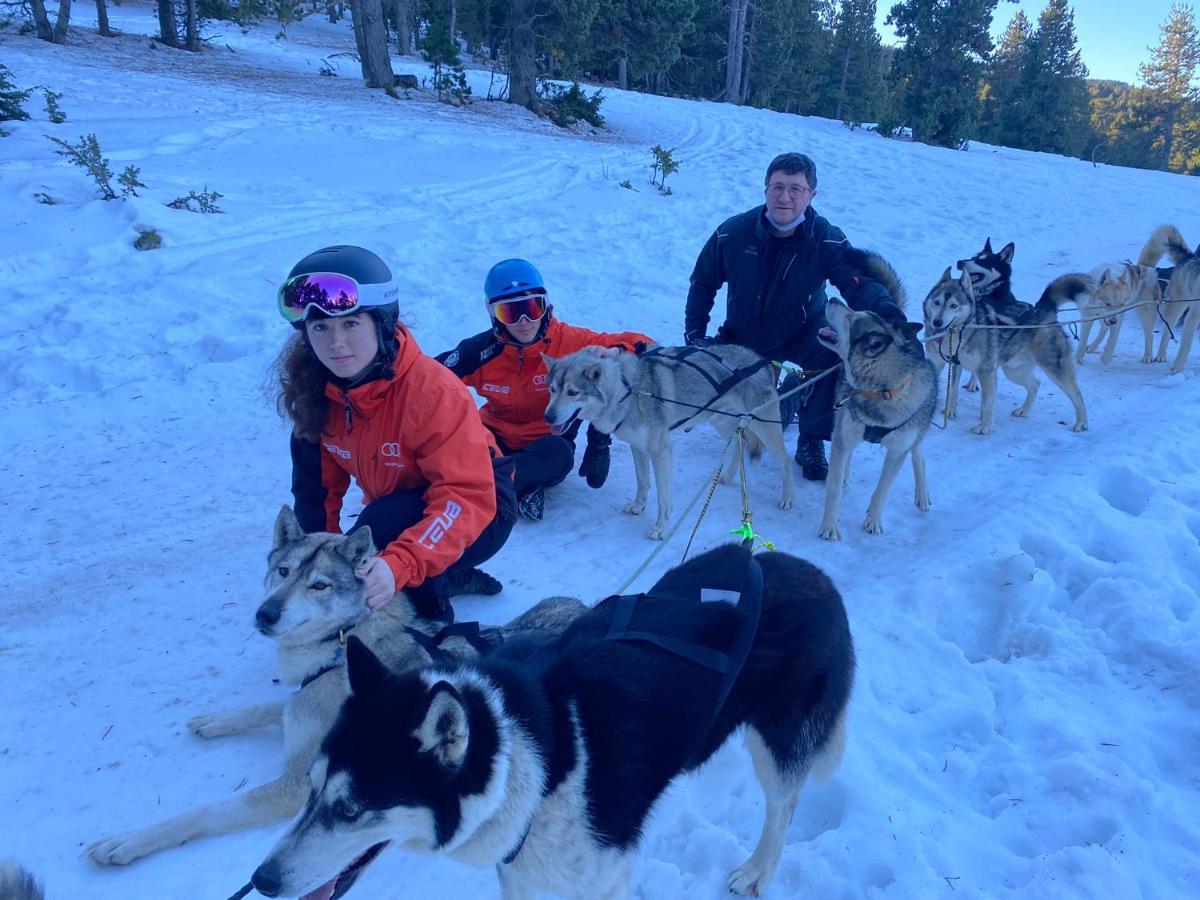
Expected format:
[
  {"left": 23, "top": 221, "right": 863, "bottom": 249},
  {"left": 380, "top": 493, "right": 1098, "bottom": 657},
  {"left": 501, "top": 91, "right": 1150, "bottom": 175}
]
[
  {"left": 922, "top": 298, "right": 1170, "bottom": 339},
  {"left": 226, "top": 883, "right": 254, "bottom": 900}
]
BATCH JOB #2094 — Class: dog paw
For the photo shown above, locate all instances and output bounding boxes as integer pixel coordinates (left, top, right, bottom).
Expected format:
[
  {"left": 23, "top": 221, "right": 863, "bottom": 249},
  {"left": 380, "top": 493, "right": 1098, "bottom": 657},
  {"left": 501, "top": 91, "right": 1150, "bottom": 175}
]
[
  {"left": 1141, "top": 355, "right": 1153, "bottom": 363},
  {"left": 1011, "top": 407, "right": 1031, "bottom": 418},
  {"left": 962, "top": 379, "right": 980, "bottom": 393},
  {"left": 916, "top": 494, "right": 932, "bottom": 512},
  {"left": 818, "top": 522, "right": 841, "bottom": 541},
  {"left": 623, "top": 500, "right": 645, "bottom": 516},
  {"left": 188, "top": 713, "right": 236, "bottom": 738},
  {"left": 863, "top": 516, "right": 884, "bottom": 535},
  {"left": 728, "top": 860, "right": 769, "bottom": 896},
  {"left": 646, "top": 525, "right": 666, "bottom": 540},
  {"left": 88, "top": 834, "right": 148, "bottom": 867},
  {"left": 778, "top": 497, "right": 794, "bottom": 511},
  {"left": 969, "top": 423, "right": 991, "bottom": 435},
  {"left": 1072, "top": 422, "right": 1089, "bottom": 433}
]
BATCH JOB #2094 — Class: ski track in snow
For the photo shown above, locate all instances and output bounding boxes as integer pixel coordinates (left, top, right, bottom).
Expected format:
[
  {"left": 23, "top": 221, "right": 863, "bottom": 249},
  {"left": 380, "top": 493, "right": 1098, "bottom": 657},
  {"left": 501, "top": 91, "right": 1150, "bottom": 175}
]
[{"left": 2, "top": 4, "right": 1199, "bottom": 898}]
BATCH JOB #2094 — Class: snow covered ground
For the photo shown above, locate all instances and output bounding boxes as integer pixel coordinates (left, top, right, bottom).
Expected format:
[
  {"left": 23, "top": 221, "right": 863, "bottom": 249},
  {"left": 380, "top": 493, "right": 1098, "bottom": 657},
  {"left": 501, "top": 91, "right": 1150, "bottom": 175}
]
[{"left": 2, "top": 4, "right": 1199, "bottom": 898}]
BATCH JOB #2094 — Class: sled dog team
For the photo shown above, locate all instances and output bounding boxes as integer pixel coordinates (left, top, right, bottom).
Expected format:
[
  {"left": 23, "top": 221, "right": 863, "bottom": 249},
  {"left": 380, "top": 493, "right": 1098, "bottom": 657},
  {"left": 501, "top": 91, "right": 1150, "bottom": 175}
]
[{"left": 78, "top": 149, "right": 1196, "bottom": 900}]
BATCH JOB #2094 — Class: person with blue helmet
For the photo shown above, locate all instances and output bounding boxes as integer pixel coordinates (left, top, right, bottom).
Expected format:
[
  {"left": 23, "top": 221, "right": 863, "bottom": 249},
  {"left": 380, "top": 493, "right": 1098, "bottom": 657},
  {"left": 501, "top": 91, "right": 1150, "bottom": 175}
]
[
  {"left": 436, "top": 259, "right": 653, "bottom": 521},
  {"left": 272, "top": 245, "right": 517, "bottom": 620}
]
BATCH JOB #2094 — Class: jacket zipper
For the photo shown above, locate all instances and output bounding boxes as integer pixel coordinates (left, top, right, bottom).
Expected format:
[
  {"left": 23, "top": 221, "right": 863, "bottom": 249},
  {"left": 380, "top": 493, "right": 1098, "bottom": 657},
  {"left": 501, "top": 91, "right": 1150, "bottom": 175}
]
[{"left": 340, "top": 388, "right": 353, "bottom": 433}]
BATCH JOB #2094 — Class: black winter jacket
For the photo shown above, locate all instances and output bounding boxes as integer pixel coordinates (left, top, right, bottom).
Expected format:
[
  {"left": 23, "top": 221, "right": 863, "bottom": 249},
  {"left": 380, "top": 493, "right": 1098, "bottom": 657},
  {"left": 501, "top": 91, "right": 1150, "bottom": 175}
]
[{"left": 685, "top": 205, "right": 905, "bottom": 358}]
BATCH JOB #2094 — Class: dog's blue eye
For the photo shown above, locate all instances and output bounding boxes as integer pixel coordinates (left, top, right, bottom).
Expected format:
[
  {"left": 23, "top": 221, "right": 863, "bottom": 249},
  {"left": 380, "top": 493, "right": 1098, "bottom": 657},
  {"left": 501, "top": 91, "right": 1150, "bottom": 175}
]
[
  {"left": 311, "top": 581, "right": 329, "bottom": 591},
  {"left": 335, "top": 799, "right": 360, "bottom": 820}
]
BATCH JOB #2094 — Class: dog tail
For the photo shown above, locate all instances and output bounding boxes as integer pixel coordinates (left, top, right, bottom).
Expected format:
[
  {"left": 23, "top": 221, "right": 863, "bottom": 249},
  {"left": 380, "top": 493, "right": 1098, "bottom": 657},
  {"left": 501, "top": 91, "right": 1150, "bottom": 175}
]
[
  {"left": 847, "top": 248, "right": 907, "bottom": 311},
  {"left": 1138, "top": 224, "right": 1191, "bottom": 266},
  {"left": 1036, "top": 273, "right": 1095, "bottom": 312},
  {"left": 0, "top": 861, "right": 44, "bottom": 900}
]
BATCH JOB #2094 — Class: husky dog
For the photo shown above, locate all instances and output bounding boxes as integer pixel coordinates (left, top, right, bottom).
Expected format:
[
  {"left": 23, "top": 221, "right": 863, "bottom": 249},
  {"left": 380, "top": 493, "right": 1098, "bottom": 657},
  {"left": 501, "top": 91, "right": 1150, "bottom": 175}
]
[
  {"left": 0, "top": 861, "right": 43, "bottom": 900},
  {"left": 249, "top": 543, "right": 854, "bottom": 900},
  {"left": 87, "top": 506, "right": 583, "bottom": 868},
  {"left": 950, "top": 238, "right": 1032, "bottom": 394},
  {"left": 923, "top": 269, "right": 1089, "bottom": 434},
  {"left": 1076, "top": 262, "right": 1165, "bottom": 365},
  {"left": 543, "top": 343, "right": 794, "bottom": 540},
  {"left": 1139, "top": 224, "right": 1200, "bottom": 374},
  {"left": 816, "top": 252, "right": 935, "bottom": 539}
]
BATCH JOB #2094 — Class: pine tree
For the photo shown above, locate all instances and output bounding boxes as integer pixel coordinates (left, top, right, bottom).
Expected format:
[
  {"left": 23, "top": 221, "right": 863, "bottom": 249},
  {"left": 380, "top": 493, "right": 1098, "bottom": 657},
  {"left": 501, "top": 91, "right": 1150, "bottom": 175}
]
[
  {"left": 978, "top": 9, "right": 1031, "bottom": 146},
  {"left": 1023, "top": 0, "right": 1090, "bottom": 156},
  {"left": 821, "top": 0, "right": 884, "bottom": 125},
  {"left": 886, "top": 0, "right": 1007, "bottom": 148},
  {"left": 1138, "top": 1, "right": 1200, "bottom": 172}
]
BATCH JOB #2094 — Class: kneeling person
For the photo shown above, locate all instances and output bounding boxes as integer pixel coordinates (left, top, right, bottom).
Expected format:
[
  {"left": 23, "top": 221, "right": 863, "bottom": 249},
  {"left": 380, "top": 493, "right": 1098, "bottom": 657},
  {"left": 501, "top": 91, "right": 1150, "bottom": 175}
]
[{"left": 438, "top": 259, "right": 652, "bottom": 520}]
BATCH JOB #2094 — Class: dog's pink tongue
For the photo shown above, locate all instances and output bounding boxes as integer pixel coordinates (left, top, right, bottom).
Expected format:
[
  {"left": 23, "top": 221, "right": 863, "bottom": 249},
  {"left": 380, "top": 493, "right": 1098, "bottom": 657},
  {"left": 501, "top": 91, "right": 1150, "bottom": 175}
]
[
  {"left": 549, "top": 422, "right": 568, "bottom": 435},
  {"left": 300, "top": 878, "right": 338, "bottom": 900}
]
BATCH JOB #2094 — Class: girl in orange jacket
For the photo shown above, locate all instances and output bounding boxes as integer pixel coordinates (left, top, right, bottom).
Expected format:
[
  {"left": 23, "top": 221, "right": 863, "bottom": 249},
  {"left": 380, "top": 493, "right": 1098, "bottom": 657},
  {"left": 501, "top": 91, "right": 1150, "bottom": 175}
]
[
  {"left": 437, "top": 259, "right": 652, "bottom": 521},
  {"left": 272, "top": 246, "right": 516, "bottom": 621}
]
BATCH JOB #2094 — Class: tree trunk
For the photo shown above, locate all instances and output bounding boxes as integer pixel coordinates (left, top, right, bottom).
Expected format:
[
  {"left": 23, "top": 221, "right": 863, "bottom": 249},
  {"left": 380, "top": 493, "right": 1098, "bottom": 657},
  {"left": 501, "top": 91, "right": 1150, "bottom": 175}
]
[
  {"left": 508, "top": 0, "right": 539, "bottom": 112},
  {"left": 30, "top": 0, "right": 54, "bottom": 40},
  {"left": 449, "top": 0, "right": 457, "bottom": 48},
  {"left": 835, "top": 44, "right": 851, "bottom": 121},
  {"left": 390, "top": 0, "right": 413, "bottom": 55},
  {"left": 739, "top": 2, "right": 755, "bottom": 105},
  {"left": 51, "top": 0, "right": 71, "bottom": 42},
  {"left": 95, "top": 0, "right": 111, "bottom": 37},
  {"left": 725, "top": 0, "right": 749, "bottom": 104},
  {"left": 618, "top": 50, "right": 628, "bottom": 91},
  {"left": 185, "top": 0, "right": 199, "bottom": 51},
  {"left": 157, "top": 0, "right": 180, "bottom": 47},
  {"left": 349, "top": 0, "right": 395, "bottom": 88}
]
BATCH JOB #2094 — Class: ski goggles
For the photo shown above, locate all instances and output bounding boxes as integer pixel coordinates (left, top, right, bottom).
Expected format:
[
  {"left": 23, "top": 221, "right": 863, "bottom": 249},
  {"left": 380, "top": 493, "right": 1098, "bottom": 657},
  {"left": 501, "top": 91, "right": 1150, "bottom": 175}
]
[
  {"left": 490, "top": 293, "right": 548, "bottom": 325},
  {"left": 278, "top": 272, "right": 398, "bottom": 323}
]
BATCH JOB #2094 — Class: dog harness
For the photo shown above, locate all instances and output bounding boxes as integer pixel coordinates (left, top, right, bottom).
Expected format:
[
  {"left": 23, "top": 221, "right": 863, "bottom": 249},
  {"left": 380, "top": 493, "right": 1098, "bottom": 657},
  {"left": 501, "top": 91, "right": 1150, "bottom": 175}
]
[
  {"left": 834, "top": 375, "right": 914, "bottom": 445},
  {"left": 638, "top": 345, "right": 774, "bottom": 430}
]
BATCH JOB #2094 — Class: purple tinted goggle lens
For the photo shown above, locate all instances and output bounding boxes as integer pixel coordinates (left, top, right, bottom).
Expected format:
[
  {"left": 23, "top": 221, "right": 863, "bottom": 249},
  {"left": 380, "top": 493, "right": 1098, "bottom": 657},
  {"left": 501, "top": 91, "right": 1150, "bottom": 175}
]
[
  {"left": 278, "top": 272, "right": 364, "bottom": 323},
  {"left": 492, "top": 294, "right": 547, "bottom": 325}
]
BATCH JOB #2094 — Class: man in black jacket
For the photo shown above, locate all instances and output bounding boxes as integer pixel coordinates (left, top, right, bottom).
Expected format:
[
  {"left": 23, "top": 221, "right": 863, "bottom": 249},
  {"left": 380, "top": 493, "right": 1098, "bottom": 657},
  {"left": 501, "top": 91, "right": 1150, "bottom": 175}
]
[{"left": 684, "top": 152, "right": 907, "bottom": 481}]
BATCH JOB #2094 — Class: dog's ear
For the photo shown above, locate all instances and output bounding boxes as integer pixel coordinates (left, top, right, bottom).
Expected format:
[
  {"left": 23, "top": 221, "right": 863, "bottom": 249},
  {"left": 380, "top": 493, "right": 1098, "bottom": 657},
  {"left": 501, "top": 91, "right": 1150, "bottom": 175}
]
[
  {"left": 346, "top": 636, "right": 392, "bottom": 698},
  {"left": 340, "top": 527, "right": 376, "bottom": 571},
  {"left": 900, "top": 321, "right": 924, "bottom": 340},
  {"left": 983, "top": 237, "right": 993, "bottom": 253},
  {"left": 958, "top": 270, "right": 974, "bottom": 296},
  {"left": 999, "top": 242, "right": 1015, "bottom": 264},
  {"left": 584, "top": 364, "right": 604, "bottom": 383},
  {"left": 541, "top": 352, "right": 557, "bottom": 369},
  {"left": 413, "top": 681, "right": 470, "bottom": 770},
  {"left": 274, "top": 505, "right": 305, "bottom": 549},
  {"left": 940, "top": 265, "right": 953, "bottom": 283},
  {"left": 1099, "top": 269, "right": 1111, "bottom": 286}
]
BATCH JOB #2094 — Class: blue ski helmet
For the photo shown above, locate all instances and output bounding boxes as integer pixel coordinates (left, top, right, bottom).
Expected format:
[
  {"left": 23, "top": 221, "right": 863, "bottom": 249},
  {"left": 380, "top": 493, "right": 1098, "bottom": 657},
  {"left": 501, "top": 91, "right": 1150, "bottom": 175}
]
[
  {"left": 484, "top": 258, "right": 545, "bottom": 305},
  {"left": 284, "top": 245, "right": 401, "bottom": 367}
]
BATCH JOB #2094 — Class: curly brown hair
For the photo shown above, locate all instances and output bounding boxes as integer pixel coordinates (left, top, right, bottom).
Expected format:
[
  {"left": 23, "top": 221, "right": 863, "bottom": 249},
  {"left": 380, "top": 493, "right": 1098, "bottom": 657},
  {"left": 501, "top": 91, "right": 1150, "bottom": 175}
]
[{"left": 272, "top": 332, "right": 330, "bottom": 443}]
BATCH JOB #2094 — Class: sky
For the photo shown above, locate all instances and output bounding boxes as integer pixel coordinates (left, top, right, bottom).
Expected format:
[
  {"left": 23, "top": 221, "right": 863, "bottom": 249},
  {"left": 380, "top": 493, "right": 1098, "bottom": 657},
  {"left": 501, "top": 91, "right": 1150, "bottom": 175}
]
[
  {"left": 2, "top": 2, "right": 1200, "bottom": 899},
  {"left": 876, "top": 0, "right": 1185, "bottom": 84}
]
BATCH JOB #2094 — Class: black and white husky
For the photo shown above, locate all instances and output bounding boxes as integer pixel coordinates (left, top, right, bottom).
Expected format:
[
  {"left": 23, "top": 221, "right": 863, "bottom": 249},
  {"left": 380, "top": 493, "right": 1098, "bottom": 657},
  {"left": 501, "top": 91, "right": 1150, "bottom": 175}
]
[{"left": 251, "top": 544, "right": 855, "bottom": 899}]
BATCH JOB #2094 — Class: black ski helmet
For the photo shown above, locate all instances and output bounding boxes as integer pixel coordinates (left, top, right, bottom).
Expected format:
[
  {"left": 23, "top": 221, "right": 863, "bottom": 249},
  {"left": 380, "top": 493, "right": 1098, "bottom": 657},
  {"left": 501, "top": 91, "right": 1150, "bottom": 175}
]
[{"left": 284, "top": 245, "right": 401, "bottom": 368}]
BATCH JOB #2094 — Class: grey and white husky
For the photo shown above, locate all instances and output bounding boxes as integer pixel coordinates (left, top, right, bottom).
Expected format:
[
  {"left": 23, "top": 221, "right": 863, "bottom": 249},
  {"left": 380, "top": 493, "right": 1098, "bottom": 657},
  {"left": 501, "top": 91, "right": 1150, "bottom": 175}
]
[
  {"left": 923, "top": 268, "right": 1089, "bottom": 435},
  {"left": 87, "top": 505, "right": 582, "bottom": 867},
  {"left": 1145, "top": 224, "right": 1200, "bottom": 374},
  {"left": 249, "top": 543, "right": 854, "bottom": 900},
  {"left": 816, "top": 251, "right": 935, "bottom": 540},
  {"left": 543, "top": 343, "right": 794, "bottom": 540}
]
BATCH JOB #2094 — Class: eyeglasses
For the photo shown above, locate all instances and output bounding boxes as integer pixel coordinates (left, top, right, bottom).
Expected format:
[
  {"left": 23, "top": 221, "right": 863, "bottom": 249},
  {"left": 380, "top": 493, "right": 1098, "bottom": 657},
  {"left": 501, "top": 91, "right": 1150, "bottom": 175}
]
[
  {"left": 278, "top": 272, "right": 397, "bottom": 323},
  {"left": 766, "top": 183, "right": 813, "bottom": 199},
  {"left": 491, "top": 293, "right": 547, "bottom": 325}
]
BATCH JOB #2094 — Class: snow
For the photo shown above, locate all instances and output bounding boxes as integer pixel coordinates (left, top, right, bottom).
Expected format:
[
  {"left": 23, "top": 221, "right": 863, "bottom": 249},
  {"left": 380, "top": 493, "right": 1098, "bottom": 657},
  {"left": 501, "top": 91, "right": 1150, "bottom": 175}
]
[{"left": 2, "top": 4, "right": 1199, "bottom": 898}]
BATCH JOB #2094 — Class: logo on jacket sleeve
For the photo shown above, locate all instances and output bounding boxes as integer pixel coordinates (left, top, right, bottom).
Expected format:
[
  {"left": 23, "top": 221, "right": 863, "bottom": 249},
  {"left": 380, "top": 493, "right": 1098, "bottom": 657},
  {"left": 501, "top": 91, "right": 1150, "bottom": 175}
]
[
  {"left": 444, "top": 350, "right": 460, "bottom": 368},
  {"left": 418, "top": 501, "right": 462, "bottom": 549},
  {"left": 482, "top": 383, "right": 511, "bottom": 394},
  {"left": 324, "top": 443, "right": 351, "bottom": 460}
]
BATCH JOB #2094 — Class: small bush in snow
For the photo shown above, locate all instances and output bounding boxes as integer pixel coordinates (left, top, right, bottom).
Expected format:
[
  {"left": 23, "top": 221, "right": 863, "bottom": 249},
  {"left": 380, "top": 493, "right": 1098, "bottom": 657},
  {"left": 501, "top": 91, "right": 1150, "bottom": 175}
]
[
  {"left": 167, "top": 188, "right": 225, "bottom": 213},
  {"left": 0, "top": 64, "right": 32, "bottom": 134},
  {"left": 49, "top": 134, "right": 145, "bottom": 200},
  {"left": 541, "top": 81, "right": 605, "bottom": 129},
  {"left": 650, "top": 145, "right": 678, "bottom": 195},
  {"left": 43, "top": 89, "right": 65, "bottom": 123}
]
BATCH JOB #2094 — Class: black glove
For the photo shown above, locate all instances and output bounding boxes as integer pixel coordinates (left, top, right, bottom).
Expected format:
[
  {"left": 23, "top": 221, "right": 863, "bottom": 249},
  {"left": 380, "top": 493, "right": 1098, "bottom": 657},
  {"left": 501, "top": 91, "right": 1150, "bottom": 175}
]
[{"left": 685, "top": 332, "right": 713, "bottom": 348}]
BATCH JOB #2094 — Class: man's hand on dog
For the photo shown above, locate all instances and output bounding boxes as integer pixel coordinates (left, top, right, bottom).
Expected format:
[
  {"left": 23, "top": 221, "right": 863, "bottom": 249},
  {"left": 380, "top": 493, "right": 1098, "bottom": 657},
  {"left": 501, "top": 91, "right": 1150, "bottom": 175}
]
[{"left": 363, "top": 557, "right": 397, "bottom": 609}]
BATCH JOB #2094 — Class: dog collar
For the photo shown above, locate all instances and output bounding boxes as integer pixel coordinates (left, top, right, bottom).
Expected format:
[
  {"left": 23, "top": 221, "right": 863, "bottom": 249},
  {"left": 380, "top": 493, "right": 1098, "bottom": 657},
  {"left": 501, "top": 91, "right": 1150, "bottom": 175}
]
[{"left": 856, "top": 375, "right": 912, "bottom": 402}]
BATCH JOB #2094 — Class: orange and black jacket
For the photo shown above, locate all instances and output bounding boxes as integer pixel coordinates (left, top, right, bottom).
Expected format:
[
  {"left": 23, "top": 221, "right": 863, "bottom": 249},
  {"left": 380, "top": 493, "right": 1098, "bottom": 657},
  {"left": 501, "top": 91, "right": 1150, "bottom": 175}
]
[
  {"left": 436, "top": 315, "right": 653, "bottom": 450},
  {"left": 291, "top": 325, "right": 510, "bottom": 590}
]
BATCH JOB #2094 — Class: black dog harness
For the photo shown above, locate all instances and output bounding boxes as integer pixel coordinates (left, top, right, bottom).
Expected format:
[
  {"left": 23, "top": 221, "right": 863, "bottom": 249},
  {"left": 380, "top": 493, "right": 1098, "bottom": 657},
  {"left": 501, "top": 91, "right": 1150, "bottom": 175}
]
[
  {"left": 833, "top": 376, "right": 914, "bottom": 445},
  {"left": 639, "top": 346, "right": 773, "bottom": 431}
]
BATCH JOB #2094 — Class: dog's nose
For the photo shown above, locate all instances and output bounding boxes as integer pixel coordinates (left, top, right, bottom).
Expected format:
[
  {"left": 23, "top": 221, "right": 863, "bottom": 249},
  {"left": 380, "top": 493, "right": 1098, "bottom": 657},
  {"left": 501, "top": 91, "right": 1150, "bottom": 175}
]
[
  {"left": 932, "top": 318, "right": 943, "bottom": 330},
  {"left": 251, "top": 861, "right": 282, "bottom": 897},
  {"left": 255, "top": 599, "right": 282, "bottom": 630}
]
